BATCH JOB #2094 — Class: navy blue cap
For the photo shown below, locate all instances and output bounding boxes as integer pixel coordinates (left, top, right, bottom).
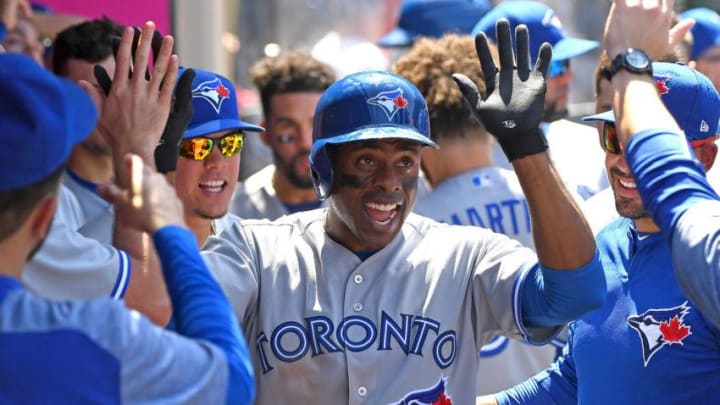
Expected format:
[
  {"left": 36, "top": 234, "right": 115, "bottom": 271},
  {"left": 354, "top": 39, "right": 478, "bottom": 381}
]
[
  {"left": 472, "top": 1, "right": 598, "bottom": 63},
  {"left": 680, "top": 8, "right": 720, "bottom": 61},
  {"left": 583, "top": 62, "right": 720, "bottom": 142},
  {"left": 183, "top": 68, "right": 264, "bottom": 139},
  {"left": 379, "top": 0, "right": 492, "bottom": 47},
  {"left": 0, "top": 53, "right": 97, "bottom": 192}
]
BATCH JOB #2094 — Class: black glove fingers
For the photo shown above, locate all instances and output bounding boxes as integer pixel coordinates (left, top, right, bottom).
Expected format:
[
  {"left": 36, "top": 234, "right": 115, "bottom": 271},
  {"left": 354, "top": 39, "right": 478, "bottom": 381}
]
[
  {"left": 495, "top": 19, "right": 515, "bottom": 71},
  {"left": 93, "top": 65, "right": 112, "bottom": 96},
  {"left": 535, "top": 43, "right": 553, "bottom": 78},
  {"left": 173, "top": 68, "right": 196, "bottom": 118},
  {"left": 474, "top": 33, "right": 497, "bottom": 96},
  {"left": 515, "top": 25, "right": 531, "bottom": 79}
]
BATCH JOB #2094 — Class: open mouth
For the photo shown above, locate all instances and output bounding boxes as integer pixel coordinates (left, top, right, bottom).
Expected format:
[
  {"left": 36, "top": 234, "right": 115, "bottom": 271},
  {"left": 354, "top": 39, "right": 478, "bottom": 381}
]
[
  {"left": 365, "top": 201, "right": 402, "bottom": 225},
  {"left": 618, "top": 178, "right": 637, "bottom": 189},
  {"left": 199, "top": 180, "right": 227, "bottom": 194}
]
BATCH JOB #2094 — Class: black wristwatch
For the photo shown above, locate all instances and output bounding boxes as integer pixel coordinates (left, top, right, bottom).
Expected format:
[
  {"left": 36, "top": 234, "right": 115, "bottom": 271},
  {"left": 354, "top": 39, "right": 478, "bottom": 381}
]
[{"left": 609, "top": 48, "right": 653, "bottom": 80}]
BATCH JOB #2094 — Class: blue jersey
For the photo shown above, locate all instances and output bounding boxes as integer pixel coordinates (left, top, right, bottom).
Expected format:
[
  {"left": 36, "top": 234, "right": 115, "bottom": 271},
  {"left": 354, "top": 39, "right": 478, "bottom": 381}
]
[{"left": 498, "top": 217, "right": 720, "bottom": 404}]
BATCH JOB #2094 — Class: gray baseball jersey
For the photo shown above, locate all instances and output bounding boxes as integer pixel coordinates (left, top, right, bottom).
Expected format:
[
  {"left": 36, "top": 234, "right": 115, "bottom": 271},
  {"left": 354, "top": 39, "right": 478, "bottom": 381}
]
[
  {"left": 230, "top": 164, "right": 328, "bottom": 220},
  {"left": 413, "top": 167, "right": 560, "bottom": 394},
  {"left": 493, "top": 120, "right": 609, "bottom": 200},
  {"left": 22, "top": 176, "right": 129, "bottom": 300},
  {"left": 202, "top": 209, "right": 560, "bottom": 404},
  {"left": 0, "top": 282, "right": 229, "bottom": 403}
]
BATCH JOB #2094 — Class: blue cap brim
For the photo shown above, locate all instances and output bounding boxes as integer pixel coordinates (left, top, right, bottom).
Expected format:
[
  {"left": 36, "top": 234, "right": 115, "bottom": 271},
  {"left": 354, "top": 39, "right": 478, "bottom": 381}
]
[
  {"left": 311, "top": 126, "right": 438, "bottom": 161},
  {"left": 581, "top": 110, "right": 615, "bottom": 123},
  {"left": 379, "top": 27, "right": 414, "bottom": 47},
  {"left": 552, "top": 37, "right": 599, "bottom": 61},
  {"left": 184, "top": 119, "right": 264, "bottom": 139}
]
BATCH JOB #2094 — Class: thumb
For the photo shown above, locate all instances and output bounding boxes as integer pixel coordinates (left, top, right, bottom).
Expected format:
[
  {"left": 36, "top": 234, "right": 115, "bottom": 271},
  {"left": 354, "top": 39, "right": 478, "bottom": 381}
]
[
  {"left": 452, "top": 73, "right": 482, "bottom": 109},
  {"left": 669, "top": 19, "right": 695, "bottom": 51},
  {"left": 97, "top": 183, "right": 128, "bottom": 206}
]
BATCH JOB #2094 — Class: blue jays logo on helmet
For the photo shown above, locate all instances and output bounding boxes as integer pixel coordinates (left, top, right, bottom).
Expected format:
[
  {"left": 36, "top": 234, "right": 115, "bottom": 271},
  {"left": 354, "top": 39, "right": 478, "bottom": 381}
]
[
  {"left": 367, "top": 88, "right": 408, "bottom": 120},
  {"left": 392, "top": 377, "right": 452, "bottom": 405},
  {"left": 627, "top": 301, "right": 693, "bottom": 366},
  {"left": 192, "top": 78, "right": 231, "bottom": 114}
]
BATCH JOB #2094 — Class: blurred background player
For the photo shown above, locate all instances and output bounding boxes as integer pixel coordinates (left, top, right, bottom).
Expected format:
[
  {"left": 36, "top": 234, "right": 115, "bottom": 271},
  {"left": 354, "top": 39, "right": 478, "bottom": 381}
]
[
  {"left": 229, "top": 51, "right": 335, "bottom": 220},
  {"left": 379, "top": 0, "right": 491, "bottom": 64},
  {"left": 394, "top": 33, "right": 561, "bottom": 395},
  {"left": 170, "top": 68, "right": 264, "bottom": 245},
  {"left": 473, "top": 1, "right": 607, "bottom": 200},
  {"left": 0, "top": 35, "right": 254, "bottom": 404},
  {"left": 681, "top": 7, "right": 720, "bottom": 92}
]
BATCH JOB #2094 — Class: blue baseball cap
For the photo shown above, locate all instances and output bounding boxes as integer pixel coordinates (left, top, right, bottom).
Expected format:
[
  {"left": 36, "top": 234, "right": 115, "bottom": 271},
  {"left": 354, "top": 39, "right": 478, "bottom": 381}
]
[
  {"left": 184, "top": 68, "right": 264, "bottom": 139},
  {"left": 0, "top": 53, "right": 97, "bottom": 192},
  {"left": 379, "top": 0, "right": 492, "bottom": 47},
  {"left": 472, "top": 1, "right": 598, "bottom": 64},
  {"left": 582, "top": 62, "right": 720, "bottom": 142},
  {"left": 680, "top": 8, "right": 720, "bottom": 61}
]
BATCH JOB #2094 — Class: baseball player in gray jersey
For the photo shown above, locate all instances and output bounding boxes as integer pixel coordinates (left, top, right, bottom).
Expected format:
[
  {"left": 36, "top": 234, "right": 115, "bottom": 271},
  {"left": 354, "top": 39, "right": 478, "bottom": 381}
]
[
  {"left": 202, "top": 20, "right": 606, "bottom": 404},
  {"left": 229, "top": 51, "right": 335, "bottom": 220},
  {"left": 0, "top": 24, "right": 254, "bottom": 403},
  {"left": 394, "top": 33, "right": 561, "bottom": 395},
  {"left": 21, "top": 18, "right": 173, "bottom": 325}
]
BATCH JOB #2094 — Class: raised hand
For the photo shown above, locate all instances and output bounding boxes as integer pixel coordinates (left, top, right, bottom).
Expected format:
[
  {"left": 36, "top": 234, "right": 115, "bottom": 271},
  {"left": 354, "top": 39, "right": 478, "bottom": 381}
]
[
  {"left": 452, "top": 19, "right": 551, "bottom": 161},
  {"left": 84, "top": 21, "right": 178, "bottom": 184}
]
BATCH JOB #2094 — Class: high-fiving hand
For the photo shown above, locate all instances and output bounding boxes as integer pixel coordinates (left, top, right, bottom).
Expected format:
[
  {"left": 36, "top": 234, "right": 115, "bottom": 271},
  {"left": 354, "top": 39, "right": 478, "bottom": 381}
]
[{"left": 452, "top": 19, "right": 551, "bottom": 161}]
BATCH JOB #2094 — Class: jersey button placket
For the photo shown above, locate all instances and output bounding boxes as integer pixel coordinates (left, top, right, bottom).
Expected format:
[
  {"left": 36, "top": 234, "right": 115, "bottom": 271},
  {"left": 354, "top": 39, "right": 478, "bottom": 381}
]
[
  {"left": 353, "top": 302, "right": 363, "bottom": 312},
  {"left": 353, "top": 274, "right": 364, "bottom": 284},
  {"left": 357, "top": 386, "right": 367, "bottom": 397}
]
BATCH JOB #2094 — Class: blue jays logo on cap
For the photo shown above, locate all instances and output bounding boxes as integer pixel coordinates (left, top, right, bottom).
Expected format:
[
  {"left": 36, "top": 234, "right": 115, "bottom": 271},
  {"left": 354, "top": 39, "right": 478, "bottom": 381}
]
[
  {"left": 367, "top": 88, "right": 409, "bottom": 120},
  {"left": 627, "top": 302, "right": 693, "bottom": 367},
  {"left": 192, "top": 78, "right": 231, "bottom": 114},
  {"left": 655, "top": 75, "right": 670, "bottom": 95},
  {"left": 392, "top": 376, "right": 452, "bottom": 405}
]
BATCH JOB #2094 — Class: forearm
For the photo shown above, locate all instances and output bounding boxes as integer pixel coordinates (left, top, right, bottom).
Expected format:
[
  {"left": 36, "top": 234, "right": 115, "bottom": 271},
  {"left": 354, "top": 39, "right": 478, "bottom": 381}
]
[
  {"left": 671, "top": 202, "right": 720, "bottom": 329},
  {"left": 512, "top": 152, "right": 596, "bottom": 269},
  {"left": 114, "top": 220, "right": 171, "bottom": 326},
  {"left": 613, "top": 72, "right": 680, "bottom": 146},
  {"left": 625, "top": 129, "right": 718, "bottom": 234},
  {"left": 153, "top": 226, "right": 255, "bottom": 405}
]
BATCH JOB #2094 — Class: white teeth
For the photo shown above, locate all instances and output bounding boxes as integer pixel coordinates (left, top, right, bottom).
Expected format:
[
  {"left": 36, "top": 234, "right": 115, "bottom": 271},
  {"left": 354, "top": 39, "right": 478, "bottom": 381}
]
[
  {"left": 619, "top": 179, "right": 637, "bottom": 189},
  {"left": 366, "top": 202, "right": 399, "bottom": 211},
  {"left": 200, "top": 180, "right": 225, "bottom": 193}
]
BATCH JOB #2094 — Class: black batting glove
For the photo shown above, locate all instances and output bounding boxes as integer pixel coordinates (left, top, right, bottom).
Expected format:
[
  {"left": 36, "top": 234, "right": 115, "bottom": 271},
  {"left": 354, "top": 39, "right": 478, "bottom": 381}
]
[
  {"left": 154, "top": 68, "right": 195, "bottom": 173},
  {"left": 452, "top": 19, "right": 551, "bottom": 161}
]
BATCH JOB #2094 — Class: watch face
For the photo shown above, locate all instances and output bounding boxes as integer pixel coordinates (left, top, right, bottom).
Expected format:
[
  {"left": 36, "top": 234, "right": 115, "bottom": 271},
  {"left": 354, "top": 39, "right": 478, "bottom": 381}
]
[{"left": 627, "top": 50, "right": 650, "bottom": 69}]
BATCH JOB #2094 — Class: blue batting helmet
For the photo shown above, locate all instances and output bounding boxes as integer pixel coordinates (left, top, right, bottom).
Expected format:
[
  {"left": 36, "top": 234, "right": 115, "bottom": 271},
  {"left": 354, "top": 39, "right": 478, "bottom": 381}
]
[{"left": 310, "top": 71, "right": 437, "bottom": 199}]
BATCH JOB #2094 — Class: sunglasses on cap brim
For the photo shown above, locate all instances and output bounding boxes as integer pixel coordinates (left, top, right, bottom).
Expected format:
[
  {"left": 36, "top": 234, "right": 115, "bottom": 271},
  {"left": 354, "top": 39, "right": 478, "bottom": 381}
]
[
  {"left": 179, "top": 131, "right": 245, "bottom": 161},
  {"left": 600, "top": 122, "right": 718, "bottom": 154}
]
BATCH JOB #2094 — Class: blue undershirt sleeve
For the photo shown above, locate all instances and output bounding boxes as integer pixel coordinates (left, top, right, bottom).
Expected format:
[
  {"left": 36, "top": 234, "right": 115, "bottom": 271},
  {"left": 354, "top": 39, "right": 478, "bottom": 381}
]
[
  {"left": 153, "top": 226, "right": 255, "bottom": 405},
  {"left": 625, "top": 129, "right": 719, "bottom": 237},
  {"left": 497, "top": 325, "right": 579, "bottom": 404},
  {"left": 521, "top": 251, "right": 606, "bottom": 328}
]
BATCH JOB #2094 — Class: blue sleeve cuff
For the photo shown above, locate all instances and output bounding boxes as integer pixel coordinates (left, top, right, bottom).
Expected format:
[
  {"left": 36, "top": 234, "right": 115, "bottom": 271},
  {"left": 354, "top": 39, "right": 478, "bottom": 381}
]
[
  {"left": 626, "top": 129, "right": 719, "bottom": 236},
  {"left": 521, "top": 251, "right": 606, "bottom": 328}
]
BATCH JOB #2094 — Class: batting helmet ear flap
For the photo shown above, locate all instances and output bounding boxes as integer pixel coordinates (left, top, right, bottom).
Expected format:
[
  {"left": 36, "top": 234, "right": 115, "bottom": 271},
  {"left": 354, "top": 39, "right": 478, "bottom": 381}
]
[{"left": 310, "top": 144, "right": 333, "bottom": 200}]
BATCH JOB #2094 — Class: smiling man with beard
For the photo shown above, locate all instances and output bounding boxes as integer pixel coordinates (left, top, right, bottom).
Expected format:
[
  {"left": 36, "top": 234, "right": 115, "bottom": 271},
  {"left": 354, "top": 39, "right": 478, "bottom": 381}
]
[{"left": 229, "top": 50, "right": 336, "bottom": 220}]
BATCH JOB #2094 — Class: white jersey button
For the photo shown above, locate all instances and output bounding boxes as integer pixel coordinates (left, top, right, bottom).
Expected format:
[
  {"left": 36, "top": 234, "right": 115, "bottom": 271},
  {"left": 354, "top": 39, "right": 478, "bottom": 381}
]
[
  {"left": 357, "top": 386, "right": 367, "bottom": 397},
  {"left": 353, "top": 303, "right": 363, "bottom": 312},
  {"left": 353, "top": 274, "right": 364, "bottom": 284}
]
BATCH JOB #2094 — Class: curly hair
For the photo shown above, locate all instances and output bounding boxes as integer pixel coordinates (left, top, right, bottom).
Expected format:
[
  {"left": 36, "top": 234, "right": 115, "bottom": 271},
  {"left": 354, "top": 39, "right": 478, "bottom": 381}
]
[
  {"left": 393, "top": 34, "right": 486, "bottom": 140},
  {"left": 249, "top": 50, "right": 336, "bottom": 119}
]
